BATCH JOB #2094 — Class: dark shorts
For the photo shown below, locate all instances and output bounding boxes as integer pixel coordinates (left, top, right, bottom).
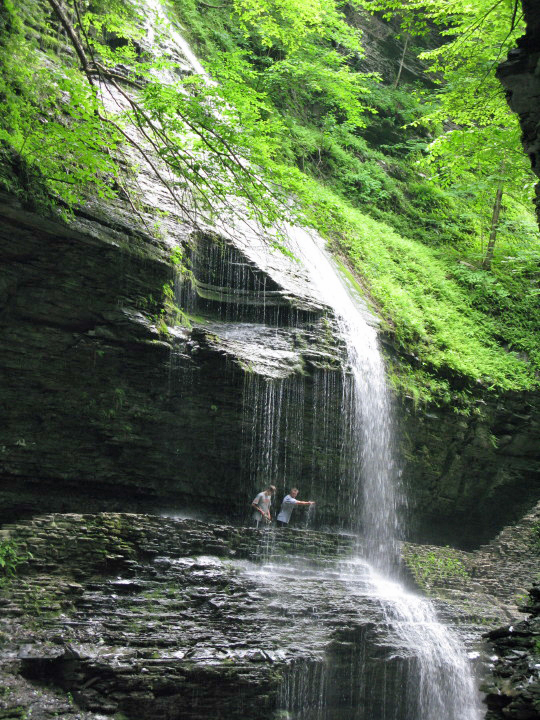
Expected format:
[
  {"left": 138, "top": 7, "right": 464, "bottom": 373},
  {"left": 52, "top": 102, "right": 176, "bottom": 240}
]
[{"left": 276, "top": 520, "right": 289, "bottom": 528}]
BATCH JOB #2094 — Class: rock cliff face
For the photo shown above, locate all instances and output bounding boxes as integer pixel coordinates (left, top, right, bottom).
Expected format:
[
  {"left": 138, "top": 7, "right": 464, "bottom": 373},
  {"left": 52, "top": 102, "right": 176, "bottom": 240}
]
[
  {"left": 402, "top": 500, "right": 540, "bottom": 625},
  {"left": 472, "top": 9, "right": 540, "bottom": 715},
  {"left": 497, "top": 0, "right": 540, "bottom": 222},
  {"left": 0, "top": 513, "right": 456, "bottom": 720},
  {"left": 0, "top": 514, "right": 353, "bottom": 719},
  {"left": 483, "top": 585, "right": 540, "bottom": 720},
  {"left": 399, "top": 391, "right": 540, "bottom": 548},
  {"left": 0, "top": 189, "right": 348, "bottom": 526},
  {"left": 1, "top": 184, "right": 540, "bottom": 545},
  {"left": 1, "top": 0, "right": 540, "bottom": 547}
]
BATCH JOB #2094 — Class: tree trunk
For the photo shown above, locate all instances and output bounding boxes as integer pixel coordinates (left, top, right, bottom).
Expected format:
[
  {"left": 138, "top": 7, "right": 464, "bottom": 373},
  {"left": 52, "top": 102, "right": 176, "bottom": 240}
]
[
  {"left": 394, "top": 34, "right": 409, "bottom": 89},
  {"left": 46, "top": 0, "right": 90, "bottom": 74},
  {"left": 483, "top": 181, "right": 504, "bottom": 270}
]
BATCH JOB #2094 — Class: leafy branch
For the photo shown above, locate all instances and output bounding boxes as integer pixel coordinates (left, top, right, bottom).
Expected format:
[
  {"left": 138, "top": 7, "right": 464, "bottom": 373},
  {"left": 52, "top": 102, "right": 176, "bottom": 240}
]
[{"left": 43, "top": 0, "right": 304, "bottom": 237}]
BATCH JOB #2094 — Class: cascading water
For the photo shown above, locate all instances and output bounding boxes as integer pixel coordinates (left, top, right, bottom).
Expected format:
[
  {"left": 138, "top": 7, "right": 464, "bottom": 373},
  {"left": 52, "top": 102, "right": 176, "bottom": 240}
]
[
  {"left": 285, "top": 226, "right": 483, "bottom": 720},
  {"left": 286, "top": 226, "right": 402, "bottom": 572},
  {"left": 127, "top": 6, "right": 483, "bottom": 717}
]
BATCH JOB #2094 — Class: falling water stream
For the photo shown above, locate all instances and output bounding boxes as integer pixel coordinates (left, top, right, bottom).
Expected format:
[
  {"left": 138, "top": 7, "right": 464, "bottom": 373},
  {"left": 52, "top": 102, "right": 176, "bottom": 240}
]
[
  {"left": 286, "top": 226, "right": 402, "bottom": 572},
  {"left": 131, "top": 5, "right": 483, "bottom": 716},
  {"left": 278, "top": 226, "right": 483, "bottom": 720}
]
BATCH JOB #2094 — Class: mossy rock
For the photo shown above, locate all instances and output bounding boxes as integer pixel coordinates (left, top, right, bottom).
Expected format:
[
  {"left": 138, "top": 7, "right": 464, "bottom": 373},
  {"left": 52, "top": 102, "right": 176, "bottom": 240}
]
[{"left": 0, "top": 142, "right": 55, "bottom": 217}]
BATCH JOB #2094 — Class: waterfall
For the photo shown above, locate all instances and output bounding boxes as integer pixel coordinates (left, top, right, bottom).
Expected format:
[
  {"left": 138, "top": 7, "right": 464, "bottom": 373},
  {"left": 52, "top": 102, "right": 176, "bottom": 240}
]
[
  {"left": 143, "top": 0, "right": 208, "bottom": 78},
  {"left": 131, "top": 6, "right": 483, "bottom": 717},
  {"left": 286, "top": 226, "right": 483, "bottom": 720},
  {"left": 286, "top": 226, "right": 401, "bottom": 571}
]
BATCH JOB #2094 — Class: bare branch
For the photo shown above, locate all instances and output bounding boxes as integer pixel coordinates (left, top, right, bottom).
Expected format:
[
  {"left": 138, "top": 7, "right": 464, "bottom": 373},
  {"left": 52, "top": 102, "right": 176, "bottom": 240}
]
[
  {"left": 46, "top": 0, "right": 92, "bottom": 76},
  {"left": 198, "top": 0, "right": 230, "bottom": 7}
]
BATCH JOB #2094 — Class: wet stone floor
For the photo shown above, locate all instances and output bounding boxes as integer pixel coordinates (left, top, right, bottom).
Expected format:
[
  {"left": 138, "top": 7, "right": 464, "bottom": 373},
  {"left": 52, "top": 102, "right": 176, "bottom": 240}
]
[{"left": 0, "top": 512, "right": 520, "bottom": 720}]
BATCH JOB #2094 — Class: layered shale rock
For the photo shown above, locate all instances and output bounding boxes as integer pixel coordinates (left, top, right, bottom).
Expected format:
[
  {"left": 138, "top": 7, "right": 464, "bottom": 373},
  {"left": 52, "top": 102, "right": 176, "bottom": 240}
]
[
  {"left": 2, "top": 184, "right": 540, "bottom": 545},
  {"left": 399, "top": 391, "right": 540, "bottom": 548},
  {"left": 5, "top": 513, "right": 538, "bottom": 720},
  {"left": 402, "top": 500, "right": 540, "bottom": 628},
  {"left": 1, "top": 0, "right": 540, "bottom": 547},
  {"left": 4, "top": 513, "right": 540, "bottom": 719},
  {"left": 2, "top": 512, "right": 491, "bottom": 720},
  {"left": 0, "top": 514, "right": 354, "bottom": 720},
  {"left": 0, "top": 189, "right": 348, "bottom": 527}
]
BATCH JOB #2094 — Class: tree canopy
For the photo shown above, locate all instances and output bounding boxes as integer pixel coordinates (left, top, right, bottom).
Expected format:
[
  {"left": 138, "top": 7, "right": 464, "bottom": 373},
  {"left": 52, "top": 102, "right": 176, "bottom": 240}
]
[
  {"left": 1, "top": 0, "right": 539, "bottom": 400},
  {"left": 0, "top": 0, "right": 373, "bottom": 239}
]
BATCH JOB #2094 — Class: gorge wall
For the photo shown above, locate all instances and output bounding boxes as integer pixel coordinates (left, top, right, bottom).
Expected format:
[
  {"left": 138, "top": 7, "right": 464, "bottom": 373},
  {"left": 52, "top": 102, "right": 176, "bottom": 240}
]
[
  {"left": 1, "top": 0, "right": 540, "bottom": 549},
  {"left": 1, "top": 181, "right": 539, "bottom": 547},
  {"left": 497, "top": 0, "right": 540, "bottom": 224}
]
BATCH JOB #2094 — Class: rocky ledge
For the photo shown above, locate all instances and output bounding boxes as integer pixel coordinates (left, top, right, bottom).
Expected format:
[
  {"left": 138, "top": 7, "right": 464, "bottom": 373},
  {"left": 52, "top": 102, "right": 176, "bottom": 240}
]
[
  {"left": 402, "top": 499, "right": 540, "bottom": 627},
  {"left": 0, "top": 513, "right": 356, "bottom": 720},
  {"left": 0, "top": 512, "right": 504, "bottom": 720}
]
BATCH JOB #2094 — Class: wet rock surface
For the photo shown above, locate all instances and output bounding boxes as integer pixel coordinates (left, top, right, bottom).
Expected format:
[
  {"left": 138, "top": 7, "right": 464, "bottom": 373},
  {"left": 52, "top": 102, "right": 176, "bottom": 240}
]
[
  {"left": 2, "top": 186, "right": 540, "bottom": 547},
  {"left": 483, "top": 584, "right": 540, "bottom": 720},
  {"left": 0, "top": 190, "right": 348, "bottom": 528},
  {"left": 0, "top": 512, "right": 498, "bottom": 720},
  {"left": 403, "top": 500, "right": 540, "bottom": 627},
  {"left": 2, "top": 0, "right": 540, "bottom": 550},
  {"left": 0, "top": 513, "right": 356, "bottom": 720}
]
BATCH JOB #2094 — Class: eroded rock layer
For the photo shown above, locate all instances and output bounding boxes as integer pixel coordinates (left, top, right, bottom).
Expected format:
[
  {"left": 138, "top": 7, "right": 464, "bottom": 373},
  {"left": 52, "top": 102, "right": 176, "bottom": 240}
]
[
  {"left": 0, "top": 514, "right": 349, "bottom": 719},
  {"left": 0, "top": 191, "right": 348, "bottom": 527},
  {"left": 483, "top": 585, "right": 540, "bottom": 720},
  {"left": 400, "top": 391, "right": 540, "bottom": 548},
  {"left": 0, "top": 513, "right": 460, "bottom": 720},
  {"left": 3, "top": 512, "right": 540, "bottom": 719}
]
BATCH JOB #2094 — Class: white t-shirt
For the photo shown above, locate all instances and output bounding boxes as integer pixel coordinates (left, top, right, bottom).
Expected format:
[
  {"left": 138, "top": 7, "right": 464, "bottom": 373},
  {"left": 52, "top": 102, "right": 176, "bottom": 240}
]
[
  {"left": 252, "top": 491, "right": 272, "bottom": 521},
  {"left": 277, "top": 495, "right": 298, "bottom": 523}
]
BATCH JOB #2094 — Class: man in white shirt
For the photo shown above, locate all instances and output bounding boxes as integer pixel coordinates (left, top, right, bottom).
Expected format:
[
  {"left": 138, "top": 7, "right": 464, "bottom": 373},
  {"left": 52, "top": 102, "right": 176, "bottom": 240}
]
[
  {"left": 276, "top": 488, "right": 315, "bottom": 527},
  {"left": 251, "top": 485, "right": 276, "bottom": 528}
]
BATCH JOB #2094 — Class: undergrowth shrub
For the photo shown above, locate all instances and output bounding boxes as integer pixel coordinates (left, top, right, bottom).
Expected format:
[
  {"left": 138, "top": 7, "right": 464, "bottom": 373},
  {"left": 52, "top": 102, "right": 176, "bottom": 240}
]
[{"left": 0, "top": 539, "right": 32, "bottom": 581}]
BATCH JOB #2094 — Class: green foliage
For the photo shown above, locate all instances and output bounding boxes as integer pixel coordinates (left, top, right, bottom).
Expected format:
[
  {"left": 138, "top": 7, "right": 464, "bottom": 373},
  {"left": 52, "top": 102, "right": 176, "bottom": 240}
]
[
  {"left": 161, "top": 280, "right": 192, "bottom": 329},
  {"left": 0, "top": 140, "right": 55, "bottom": 215},
  {"left": 13, "top": 0, "right": 361, "bottom": 239},
  {"left": 172, "top": 0, "right": 376, "bottom": 177},
  {"left": 406, "top": 545, "right": 469, "bottom": 590},
  {"left": 363, "top": 0, "right": 536, "bottom": 256},
  {"left": 302, "top": 183, "right": 539, "bottom": 401},
  {"left": 0, "top": 0, "right": 122, "bottom": 211},
  {"left": 0, "top": 539, "right": 32, "bottom": 580},
  {"left": 0, "top": 0, "right": 315, "bottom": 230}
]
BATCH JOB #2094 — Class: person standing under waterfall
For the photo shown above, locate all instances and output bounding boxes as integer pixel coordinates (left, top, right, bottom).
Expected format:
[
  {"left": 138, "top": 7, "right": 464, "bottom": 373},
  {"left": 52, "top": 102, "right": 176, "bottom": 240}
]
[
  {"left": 276, "top": 488, "right": 314, "bottom": 527},
  {"left": 251, "top": 485, "right": 276, "bottom": 528}
]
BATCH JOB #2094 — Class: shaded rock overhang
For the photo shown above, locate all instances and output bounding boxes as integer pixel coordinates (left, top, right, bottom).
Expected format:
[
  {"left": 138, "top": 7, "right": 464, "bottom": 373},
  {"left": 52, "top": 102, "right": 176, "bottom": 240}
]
[{"left": 497, "top": 0, "right": 540, "bottom": 223}]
